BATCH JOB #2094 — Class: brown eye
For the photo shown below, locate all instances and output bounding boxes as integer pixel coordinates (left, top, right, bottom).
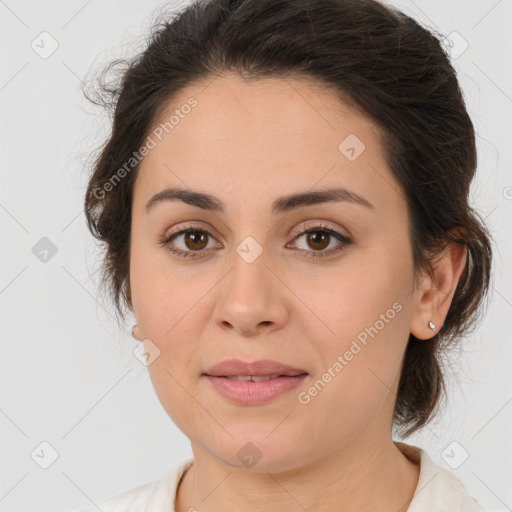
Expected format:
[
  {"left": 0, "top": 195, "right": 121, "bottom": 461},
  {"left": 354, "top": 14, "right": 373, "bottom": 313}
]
[
  {"left": 159, "top": 227, "right": 218, "bottom": 259},
  {"left": 290, "top": 225, "right": 352, "bottom": 258},
  {"left": 305, "top": 231, "right": 331, "bottom": 251},
  {"left": 159, "top": 223, "right": 352, "bottom": 260},
  {"left": 182, "top": 230, "right": 209, "bottom": 251}
]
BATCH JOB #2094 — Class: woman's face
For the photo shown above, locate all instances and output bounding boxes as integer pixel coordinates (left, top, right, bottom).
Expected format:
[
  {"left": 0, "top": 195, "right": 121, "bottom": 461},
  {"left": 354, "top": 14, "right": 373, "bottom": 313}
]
[{"left": 130, "top": 73, "right": 421, "bottom": 471}]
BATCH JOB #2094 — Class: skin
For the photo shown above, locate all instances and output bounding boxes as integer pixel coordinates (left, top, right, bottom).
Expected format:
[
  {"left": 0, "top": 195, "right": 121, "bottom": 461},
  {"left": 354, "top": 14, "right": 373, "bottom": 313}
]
[{"left": 129, "top": 72, "right": 467, "bottom": 512}]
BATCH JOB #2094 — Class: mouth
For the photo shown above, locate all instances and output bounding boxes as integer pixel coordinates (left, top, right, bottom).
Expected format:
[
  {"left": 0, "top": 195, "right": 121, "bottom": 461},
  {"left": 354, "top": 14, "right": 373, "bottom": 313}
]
[
  {"left": 219, "top": 375, "right": 287, "bottom": 381},
  {"left": 207, "top": 373, "right": 308, "bottom": 382},
  {"left": 202, "top": 359, "right": 309, "bottom": 405},
  {"left": 203, "top": 358, "right": 308, "bottom": 378},
  {"left": 203, "top": 374, "right": 308, "bottom": 405}
]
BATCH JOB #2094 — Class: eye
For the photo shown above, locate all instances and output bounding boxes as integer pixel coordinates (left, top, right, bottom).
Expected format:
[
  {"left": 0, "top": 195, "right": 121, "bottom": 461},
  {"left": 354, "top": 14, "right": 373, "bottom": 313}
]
[
  {"left": 157, "top": 222, "right": 353, "bottom": 259},
  {"left": 157, "top": 224, "right": 218, "bottom": 259},
  {"left": 287, "top": 222, "right": 353, "bottom": 259}
]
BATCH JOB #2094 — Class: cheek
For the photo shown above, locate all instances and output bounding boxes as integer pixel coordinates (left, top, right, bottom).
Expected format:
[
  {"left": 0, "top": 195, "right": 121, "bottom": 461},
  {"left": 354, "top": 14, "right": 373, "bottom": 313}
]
[
  {"left": 130, "top": 242, "right": 196, "bottom": 333},
  {"left": 130, "top": 244, "right": 213, "bottom": 369},
  {"left": 301, "top": 256, "right": 409, "bottom": 413},
  {"left": 302, "top": 259, "right": 405, "bottom": 346}
]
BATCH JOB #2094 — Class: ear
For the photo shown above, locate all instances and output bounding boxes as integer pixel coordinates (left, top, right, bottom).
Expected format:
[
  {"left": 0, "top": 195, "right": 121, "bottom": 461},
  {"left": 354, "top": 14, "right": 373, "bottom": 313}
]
[
  {"left": 132, "top": 323, "right": 142, "bottom": 341},
  {"left": 410, "top": 239, "right": 467, "bottom": 340}
]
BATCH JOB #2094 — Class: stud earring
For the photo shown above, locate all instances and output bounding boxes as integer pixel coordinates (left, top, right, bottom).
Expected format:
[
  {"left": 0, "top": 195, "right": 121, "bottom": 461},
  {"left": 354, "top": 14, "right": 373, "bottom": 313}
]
[{"left": 428, "top": 321, "right": 436, "bottom": 331}]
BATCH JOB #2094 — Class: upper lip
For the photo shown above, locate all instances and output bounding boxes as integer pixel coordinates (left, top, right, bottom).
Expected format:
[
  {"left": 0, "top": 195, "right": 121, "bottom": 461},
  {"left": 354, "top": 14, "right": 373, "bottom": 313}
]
[{"left": 203, "top": 359, "right": 308, "bottom": 377}]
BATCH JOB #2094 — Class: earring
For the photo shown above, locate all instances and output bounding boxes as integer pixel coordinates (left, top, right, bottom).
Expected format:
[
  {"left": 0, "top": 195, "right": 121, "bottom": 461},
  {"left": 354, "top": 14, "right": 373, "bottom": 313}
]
[
  {"left": 132, "top": 324, "right": 142, "bottom": 341},
  {"left": 428, "top": 321, "right": 436, "bottom": 331}
]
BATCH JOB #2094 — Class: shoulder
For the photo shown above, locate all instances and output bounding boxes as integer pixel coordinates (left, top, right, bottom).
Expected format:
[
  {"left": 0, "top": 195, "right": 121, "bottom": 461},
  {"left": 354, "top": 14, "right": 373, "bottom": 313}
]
[
  {"left": 394, "top": 441, "right": 487, "bottom": 512},
  {"left": 69, "top": 459, "right": 193, "bottom": 512}
]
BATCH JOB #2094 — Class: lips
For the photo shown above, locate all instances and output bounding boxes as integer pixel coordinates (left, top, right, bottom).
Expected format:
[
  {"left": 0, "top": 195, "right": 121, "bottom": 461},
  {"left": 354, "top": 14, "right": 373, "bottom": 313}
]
[
  {"left": 203, "top": 358, "right": 308, "bottom": 378},
  {"left": 203, "top": 359, "right": 309, "bottom": 405}
]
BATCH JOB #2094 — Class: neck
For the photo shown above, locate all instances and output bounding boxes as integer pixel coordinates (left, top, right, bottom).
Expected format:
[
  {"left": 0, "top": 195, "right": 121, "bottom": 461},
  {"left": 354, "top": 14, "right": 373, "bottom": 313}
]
[{"left": 175, "top": 437, "right": 420, "bottom": 512}]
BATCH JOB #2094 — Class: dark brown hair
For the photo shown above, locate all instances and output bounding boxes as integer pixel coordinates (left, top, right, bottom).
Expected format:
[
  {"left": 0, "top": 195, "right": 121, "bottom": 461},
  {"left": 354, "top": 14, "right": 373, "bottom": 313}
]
[{"left": 83, "top": 0, "right": 494, "bottom": 438}]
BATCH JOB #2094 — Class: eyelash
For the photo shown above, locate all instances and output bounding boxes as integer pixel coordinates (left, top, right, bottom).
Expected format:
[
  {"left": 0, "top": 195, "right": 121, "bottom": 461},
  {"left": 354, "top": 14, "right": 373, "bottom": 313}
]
[{"left": 157, "top": 222, "right": 353, "bottom": 260}]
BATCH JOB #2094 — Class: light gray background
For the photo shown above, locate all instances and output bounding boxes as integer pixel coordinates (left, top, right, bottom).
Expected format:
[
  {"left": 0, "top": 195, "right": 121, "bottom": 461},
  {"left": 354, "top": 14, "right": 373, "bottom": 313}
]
[{"left": 0, "top": 0, "right": 510, "bottom": 510}]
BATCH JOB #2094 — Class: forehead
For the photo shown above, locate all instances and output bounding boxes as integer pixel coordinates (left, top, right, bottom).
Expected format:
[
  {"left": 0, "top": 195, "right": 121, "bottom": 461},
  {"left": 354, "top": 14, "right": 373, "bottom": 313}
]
[
  {"left": 135, "top": 73, "right": 404, "bottom": 216},
  {"left": 155, "top": 72, "right": 374, "bottom": 142}
]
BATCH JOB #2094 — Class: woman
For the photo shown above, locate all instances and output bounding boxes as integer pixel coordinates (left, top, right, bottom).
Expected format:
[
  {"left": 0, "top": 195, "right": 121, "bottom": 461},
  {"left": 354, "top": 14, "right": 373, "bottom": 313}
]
[{"left": 77, "top": 0, "right": 493, "bottom": 510}]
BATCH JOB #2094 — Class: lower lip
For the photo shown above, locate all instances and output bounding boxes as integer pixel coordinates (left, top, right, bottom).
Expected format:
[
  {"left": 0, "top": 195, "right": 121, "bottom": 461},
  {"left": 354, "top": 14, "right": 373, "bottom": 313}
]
[{"left": 204, "top": 374, "right": 308, "bottom": 405}]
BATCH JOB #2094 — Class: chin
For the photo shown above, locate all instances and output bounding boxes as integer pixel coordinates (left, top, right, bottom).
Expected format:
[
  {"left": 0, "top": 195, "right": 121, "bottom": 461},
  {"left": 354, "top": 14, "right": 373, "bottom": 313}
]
[{"left": 207, "top": 434, "right": 311, "bottom": 474}]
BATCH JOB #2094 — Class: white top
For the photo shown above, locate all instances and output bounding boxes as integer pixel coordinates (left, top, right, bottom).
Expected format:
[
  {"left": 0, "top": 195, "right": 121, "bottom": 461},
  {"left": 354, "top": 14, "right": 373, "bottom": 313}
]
[{"left": 71, "top": 441, "right": 487, "bottom": 511}]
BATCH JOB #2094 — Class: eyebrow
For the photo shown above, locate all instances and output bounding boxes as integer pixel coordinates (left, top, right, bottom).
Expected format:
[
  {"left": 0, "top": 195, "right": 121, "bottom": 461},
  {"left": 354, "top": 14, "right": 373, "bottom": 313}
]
[{"left": 145, "top": 186, "right": 375, "bottom": 215}]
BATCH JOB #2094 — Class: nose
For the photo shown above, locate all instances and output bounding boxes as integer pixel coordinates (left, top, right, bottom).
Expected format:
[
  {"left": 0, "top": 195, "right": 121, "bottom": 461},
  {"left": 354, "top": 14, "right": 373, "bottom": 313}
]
[{"left": 211, "top": 248, "right": 289, "bottom": 337}]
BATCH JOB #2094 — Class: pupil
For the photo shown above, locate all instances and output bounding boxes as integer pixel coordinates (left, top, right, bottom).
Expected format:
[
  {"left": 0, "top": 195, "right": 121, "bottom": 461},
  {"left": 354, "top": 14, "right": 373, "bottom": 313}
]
[
  {"left": 186, "top": 231, "right": 207, "bottom": 250},
  {"left": 308, "top": 231, "right": 329, "bottom": 250}
]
